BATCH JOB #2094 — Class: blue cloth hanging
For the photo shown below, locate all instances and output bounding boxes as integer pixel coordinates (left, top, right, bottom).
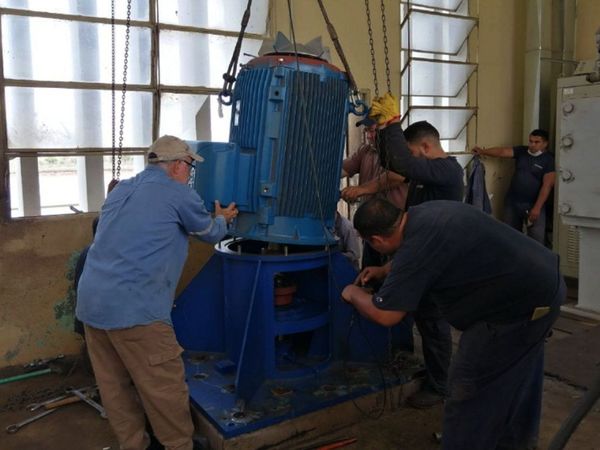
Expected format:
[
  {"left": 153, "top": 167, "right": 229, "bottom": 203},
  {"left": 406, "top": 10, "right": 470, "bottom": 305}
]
[{"left": 465, "top": 155, "right": 492, "bottom": 214}]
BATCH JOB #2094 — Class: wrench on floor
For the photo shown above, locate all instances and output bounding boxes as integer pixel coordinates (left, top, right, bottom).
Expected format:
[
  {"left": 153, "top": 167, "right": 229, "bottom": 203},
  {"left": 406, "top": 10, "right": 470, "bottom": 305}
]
[
  {"left": 27, "top": 385, "right": 97, "bottom": 411},
  {"left": 6, "top": 409, "right": 57, "bottom": 433},
  {"left": 26, "top": 393, "right": 69, "bottom": 411},
  {"left": 66, "top": 387, "right": 107, "bottom": 419}
]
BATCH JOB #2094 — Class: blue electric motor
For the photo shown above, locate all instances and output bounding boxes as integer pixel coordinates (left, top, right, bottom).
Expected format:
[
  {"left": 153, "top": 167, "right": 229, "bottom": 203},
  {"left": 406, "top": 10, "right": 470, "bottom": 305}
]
[
  {"left": 190, "top": 53, "right": 349, "bottom": 245},
  {"left": 173, "top": 50, "right": 415, "bottom": 438}
]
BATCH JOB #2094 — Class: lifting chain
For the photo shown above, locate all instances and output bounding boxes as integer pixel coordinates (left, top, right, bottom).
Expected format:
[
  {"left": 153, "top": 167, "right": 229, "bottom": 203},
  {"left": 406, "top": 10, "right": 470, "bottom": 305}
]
[
  {"left": 111, "top": 0, "right": 132, "bottom": 182},
  {"left": 219, "top": 0, "right": 253, "bottom": 106},
  {"left": 364, "top": 0, "right": 392, "bottom": 98},
  {"left": 380, "top": 0, "right": 391, "bottom": 94},
  {"left": 364, "top": 0, "right": 380, "bottom": 98}
]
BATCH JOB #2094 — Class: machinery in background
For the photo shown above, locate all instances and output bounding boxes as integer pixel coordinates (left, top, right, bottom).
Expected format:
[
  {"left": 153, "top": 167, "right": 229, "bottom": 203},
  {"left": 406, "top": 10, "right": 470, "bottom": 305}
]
[
  {"left": 171, "top": 35, "right": 415, "bottom": 439},
  {"left": 554, "top": 27, "right": 600, "bottom": 313}
]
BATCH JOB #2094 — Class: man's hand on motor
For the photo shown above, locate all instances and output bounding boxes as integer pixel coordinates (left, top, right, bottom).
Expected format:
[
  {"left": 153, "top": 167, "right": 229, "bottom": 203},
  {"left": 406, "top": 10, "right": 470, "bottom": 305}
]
[{"left": 215, "top": 200, "right": 238, "bottom": 224}]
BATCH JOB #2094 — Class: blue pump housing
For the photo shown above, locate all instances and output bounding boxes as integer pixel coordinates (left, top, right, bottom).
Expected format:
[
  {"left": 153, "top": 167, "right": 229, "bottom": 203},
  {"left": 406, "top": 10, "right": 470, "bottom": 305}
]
[
  {"left": 190, "top": 54, "right": 349, "bottom": 246},
  {"left": 174, "top": 52, "right": 418, "bottom": 439}
]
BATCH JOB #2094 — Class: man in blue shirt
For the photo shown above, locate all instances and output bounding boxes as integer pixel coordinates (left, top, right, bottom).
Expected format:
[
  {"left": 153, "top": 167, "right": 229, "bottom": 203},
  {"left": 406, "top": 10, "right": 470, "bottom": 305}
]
[
  {"left": 77, "top": 135, "right": 237, "bottom": 450},
  {"left": 473, "top": 129, "right": 555, "bottom": 245},
  {"left": 342, "top": 198, "right": 564, "bottom": 450}
]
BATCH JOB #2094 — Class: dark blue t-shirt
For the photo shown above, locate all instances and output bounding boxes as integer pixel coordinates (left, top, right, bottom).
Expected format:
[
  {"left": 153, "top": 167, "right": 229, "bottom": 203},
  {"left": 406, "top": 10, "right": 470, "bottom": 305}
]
[
  {"left": 506, "top": 146, "right": 555, "bottom": 206},
  {"left": 377, "top": 122, "right": 464, "bottom": 208},
  {"left": 373, "top": 201, "right": 561, "bottom": 330}
]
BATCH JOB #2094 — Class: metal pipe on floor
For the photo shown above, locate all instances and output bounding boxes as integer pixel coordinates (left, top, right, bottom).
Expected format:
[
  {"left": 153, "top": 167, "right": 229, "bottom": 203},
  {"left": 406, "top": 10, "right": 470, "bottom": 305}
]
[{"left": 0, "top": 368, "right": 52, "bottom": 385}]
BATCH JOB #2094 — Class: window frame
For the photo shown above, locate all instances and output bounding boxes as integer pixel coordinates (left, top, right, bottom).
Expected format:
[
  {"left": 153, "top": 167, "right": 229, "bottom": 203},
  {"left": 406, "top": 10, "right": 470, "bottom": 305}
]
[{"left": 0, "top": 4, "right": 268, "bottom": 220}]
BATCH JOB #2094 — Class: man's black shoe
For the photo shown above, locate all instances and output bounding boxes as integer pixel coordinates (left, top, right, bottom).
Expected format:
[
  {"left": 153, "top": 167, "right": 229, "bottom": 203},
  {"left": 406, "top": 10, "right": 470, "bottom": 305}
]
[{"left": 407, "top": 389, "right": 445, "bottom": 409}]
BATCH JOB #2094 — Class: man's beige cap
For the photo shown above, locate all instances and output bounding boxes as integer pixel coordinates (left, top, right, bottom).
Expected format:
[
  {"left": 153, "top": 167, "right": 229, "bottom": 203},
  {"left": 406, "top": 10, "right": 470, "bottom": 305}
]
[{"left": 147, "top": 135, "right": 204, "bottom": 163}]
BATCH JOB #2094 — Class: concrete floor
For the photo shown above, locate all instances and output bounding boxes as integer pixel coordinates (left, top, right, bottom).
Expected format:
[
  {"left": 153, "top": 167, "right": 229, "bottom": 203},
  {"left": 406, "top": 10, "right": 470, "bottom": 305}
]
[{"left": 1, "top": 311, "right": 600, "bottom": 450}]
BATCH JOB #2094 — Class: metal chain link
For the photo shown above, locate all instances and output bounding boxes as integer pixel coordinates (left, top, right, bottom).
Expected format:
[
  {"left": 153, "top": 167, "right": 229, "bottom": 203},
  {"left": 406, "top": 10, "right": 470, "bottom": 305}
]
[
  {"left": 117, "top": 0, "right": 132, "bottom": 180},
  {"left": 111, "top": 0, "right": 116, "bottom": 179},
  {"left": 364, "top": 0, "right": 379, "bottom": 98},
  {"left": 380, "top": 0, "right": 391, "bottom": 94},
  {"left": 111, "top": 0, "right": 131, "bottom": 181}
]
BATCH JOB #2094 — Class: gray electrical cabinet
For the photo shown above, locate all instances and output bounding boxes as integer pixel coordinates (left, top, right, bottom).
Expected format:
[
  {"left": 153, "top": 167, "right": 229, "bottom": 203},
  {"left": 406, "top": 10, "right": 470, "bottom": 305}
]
[{"left": 555, "top": 75, "right": 600, "bottom": 312}]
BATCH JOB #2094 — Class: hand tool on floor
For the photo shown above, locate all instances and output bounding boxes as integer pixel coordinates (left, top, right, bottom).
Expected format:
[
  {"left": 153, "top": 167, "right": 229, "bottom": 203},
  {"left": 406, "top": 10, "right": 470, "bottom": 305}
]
[
  {"left": 66, "top": 386, "right": 107, "bottom": 418},
  {"left": 26, "top": 385, "right": 97, "bottom": 411},
  {"left": 6, "top": 409, "right": 57, "bottom": 434},
  {"left": 23, "top": 354, "right": 65, "bottom": 372},
  {"left": 43, "top": 395, "right": 82, "bottom": 410},
  {"left": 26, "top": 393, "right": 69, "bottom": 411}
]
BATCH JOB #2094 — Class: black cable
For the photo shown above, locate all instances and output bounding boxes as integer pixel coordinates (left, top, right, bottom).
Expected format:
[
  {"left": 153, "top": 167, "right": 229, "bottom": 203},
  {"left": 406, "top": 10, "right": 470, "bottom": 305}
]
[
  {"left": 547, "top": 372, "right": 600, "bottom": 450},
  {"left": 341, "top": 309, "right": 388, "bottom": 420}
]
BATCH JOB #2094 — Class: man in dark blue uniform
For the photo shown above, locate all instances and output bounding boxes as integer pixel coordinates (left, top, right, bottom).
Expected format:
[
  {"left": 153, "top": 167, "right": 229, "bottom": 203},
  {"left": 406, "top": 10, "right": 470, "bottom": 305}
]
[
  {"left": 368, "top": 94, "right": 464, "bottom": 408},
  {"left": 473, "top": 129, "right": 555, "bottom": 244},
  {"left": 342, "top": 198, "right": 565, "bottom": 450}
]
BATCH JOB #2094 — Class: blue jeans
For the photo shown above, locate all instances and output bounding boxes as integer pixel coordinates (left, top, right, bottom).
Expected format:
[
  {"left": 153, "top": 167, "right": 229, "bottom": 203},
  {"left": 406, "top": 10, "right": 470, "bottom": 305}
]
[
  {"left": 503, "top": 201, "right": 546, "bottom": 245},
  {"left": 442, "top": 279, "right": 565, "bottom": 450}
]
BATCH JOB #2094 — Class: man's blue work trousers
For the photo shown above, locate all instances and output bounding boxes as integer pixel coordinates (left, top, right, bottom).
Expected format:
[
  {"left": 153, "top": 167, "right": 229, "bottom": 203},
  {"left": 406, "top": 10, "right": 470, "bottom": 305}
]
[
  {"left": 503, "top": 201, "right": 546, "bottom": 245},
  {"left": 414, "top": 298, "right": 452, "bottom": 395},
  {"left": 442, "top": 278, "right": 565, "bottom": 450}
]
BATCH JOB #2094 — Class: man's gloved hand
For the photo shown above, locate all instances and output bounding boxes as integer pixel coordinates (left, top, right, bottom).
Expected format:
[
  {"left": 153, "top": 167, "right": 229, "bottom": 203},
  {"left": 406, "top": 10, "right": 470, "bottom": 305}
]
[{"left": 369, "top": 92, "right": 400, "bottom": 125}]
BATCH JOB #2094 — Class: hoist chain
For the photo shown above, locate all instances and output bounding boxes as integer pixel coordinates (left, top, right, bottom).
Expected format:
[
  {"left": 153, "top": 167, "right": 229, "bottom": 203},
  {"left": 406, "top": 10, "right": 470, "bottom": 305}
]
[
  {"left": 364, "top": 0, "right": 379, "bottom": 99},
  {"left": 380, "top": 0, "right": 391, "bottom": 94},
  {"left": 111, "top": 1, "right": 116, "bottom": 179},
  {"left": 111, "top": 0, "right": 131, "bottom": 181}
]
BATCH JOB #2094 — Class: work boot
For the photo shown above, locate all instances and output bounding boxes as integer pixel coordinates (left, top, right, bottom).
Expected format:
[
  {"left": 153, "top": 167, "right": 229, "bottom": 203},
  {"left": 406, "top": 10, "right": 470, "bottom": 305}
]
[{"left": 407, "top": 388, "right": 444, "bottom": 409}]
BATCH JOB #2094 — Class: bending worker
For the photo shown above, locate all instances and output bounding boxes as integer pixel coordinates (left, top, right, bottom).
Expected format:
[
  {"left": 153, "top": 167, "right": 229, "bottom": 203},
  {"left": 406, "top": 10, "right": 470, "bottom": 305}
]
[
  {"left": 472, "top": 129, "right": 555, "bottom": 245},
  {"left": 368, "top": 94, "right": 464, "bottom": 409},
  {"left": 342, "top": 198, "right": 564, "bottom": 450},
  {"left": 76, "top": 135, "right": 238, "bottom": 450}
]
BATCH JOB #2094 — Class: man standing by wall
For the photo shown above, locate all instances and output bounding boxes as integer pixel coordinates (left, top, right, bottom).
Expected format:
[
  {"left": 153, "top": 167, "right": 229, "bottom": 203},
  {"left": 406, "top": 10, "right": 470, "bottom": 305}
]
[
  {"left": 77, "top": 135, "right": 238, "bottom": 450},
  {"left": 473, "top": 129, "right": 555, "bottom": 245}
]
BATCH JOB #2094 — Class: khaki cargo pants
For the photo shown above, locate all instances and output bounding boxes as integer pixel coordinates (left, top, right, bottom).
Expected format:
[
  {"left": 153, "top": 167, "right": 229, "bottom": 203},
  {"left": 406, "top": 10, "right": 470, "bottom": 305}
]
[{"left": 85, "top": 322, "right": 194, "bottom": 450}]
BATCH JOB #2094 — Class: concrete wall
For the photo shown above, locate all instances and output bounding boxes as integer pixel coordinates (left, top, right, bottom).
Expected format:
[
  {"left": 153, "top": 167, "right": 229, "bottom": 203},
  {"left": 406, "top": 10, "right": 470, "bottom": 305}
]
[
  {"left": 271, "top": 0, "right": 401, "bottom": 100},
  {"left": 474, "top": 0, "right": 527, "bottom": 216},
  {"left": 0, "top": 213, "right": 213, "bottom": 367},
  {"left": 1, "top": 215, "right": 96, "bottom": 365},
  {"left": 575, "top": 0, "right": 600, "bottom": 61}
]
